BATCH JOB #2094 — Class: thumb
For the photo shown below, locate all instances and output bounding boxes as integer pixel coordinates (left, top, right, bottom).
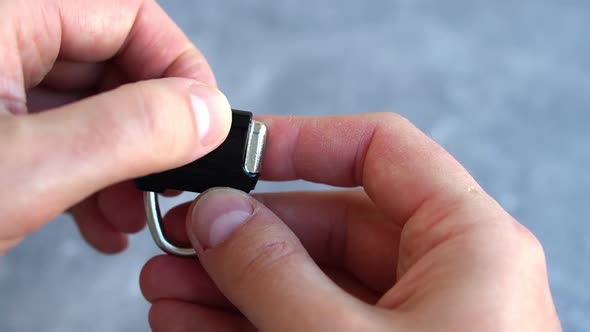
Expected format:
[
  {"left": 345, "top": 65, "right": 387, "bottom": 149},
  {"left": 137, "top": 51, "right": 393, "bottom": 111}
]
[
  {"left": 2, "top": 78, "right": 231, "bottom": 237},
  {"left": 186, "top": 188, "right": 374, "bottom": 331}
]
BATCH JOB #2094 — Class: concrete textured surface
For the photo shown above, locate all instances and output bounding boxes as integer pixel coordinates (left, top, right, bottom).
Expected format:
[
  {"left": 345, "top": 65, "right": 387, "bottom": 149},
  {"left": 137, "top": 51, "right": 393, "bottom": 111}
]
[{"left": 1, "top": 1, "right": 588, "bottom": 331}]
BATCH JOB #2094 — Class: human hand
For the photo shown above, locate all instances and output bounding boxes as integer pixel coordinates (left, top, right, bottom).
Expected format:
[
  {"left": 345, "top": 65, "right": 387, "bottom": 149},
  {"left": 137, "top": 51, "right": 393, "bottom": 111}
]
[
  {"left": 0, "top": 0, "right": 232, "bottom": 255},
  {"left": 140, "top": 114, "right": 562, "bottom": 331}
]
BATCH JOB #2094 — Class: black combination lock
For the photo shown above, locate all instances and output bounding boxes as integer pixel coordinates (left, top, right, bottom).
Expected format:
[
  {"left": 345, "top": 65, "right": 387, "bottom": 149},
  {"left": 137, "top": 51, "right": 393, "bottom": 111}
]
[{"left": 135, "top": 109, "right": 267, "bottom": 256}]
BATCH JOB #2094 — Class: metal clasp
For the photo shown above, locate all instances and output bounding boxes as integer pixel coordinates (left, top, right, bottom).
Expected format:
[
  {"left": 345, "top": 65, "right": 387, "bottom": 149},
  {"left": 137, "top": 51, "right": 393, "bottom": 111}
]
[
  {"left": 144, "top": 191, "right": 196, "bottom": 256},
  {"left": 143, "top": 120, "right": 267, "bottom": 256}
]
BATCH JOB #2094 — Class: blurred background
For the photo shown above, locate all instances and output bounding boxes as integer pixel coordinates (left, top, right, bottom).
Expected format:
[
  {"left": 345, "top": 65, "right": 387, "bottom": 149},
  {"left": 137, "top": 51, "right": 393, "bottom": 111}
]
[{"left": 1, "top": 0, "right": 588, "bottom": 331}]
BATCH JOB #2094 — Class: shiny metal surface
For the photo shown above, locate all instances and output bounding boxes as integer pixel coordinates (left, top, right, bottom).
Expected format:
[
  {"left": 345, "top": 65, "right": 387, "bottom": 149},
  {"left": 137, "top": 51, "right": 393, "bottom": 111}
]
[
  {"left": 144, "top": 192, "right": 196, "bottom": 256},
  {"left": 144, "top": 119, "right": 266, "bottom": 256},
  {"left": 244, "top": 120, "right": 267, "bottom": 174}
]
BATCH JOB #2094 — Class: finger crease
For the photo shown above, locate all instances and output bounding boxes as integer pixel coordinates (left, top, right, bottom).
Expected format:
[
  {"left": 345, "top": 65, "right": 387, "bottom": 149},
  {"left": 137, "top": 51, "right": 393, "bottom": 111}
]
[{"left": 354, "top": 123, "right": 378, "bottom": 187}]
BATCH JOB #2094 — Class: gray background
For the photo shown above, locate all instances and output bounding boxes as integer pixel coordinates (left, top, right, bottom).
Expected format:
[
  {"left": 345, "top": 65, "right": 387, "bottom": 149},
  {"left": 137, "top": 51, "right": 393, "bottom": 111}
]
[{"left": 1, "top": 0, "right": 588, "bottom": 331}]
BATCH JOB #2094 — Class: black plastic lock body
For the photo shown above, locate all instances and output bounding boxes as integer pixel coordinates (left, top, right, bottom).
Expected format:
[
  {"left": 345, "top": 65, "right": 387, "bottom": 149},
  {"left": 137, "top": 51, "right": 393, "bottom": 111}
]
[{"left": 134, "top": 110, "right": 260, "bottom": 194}]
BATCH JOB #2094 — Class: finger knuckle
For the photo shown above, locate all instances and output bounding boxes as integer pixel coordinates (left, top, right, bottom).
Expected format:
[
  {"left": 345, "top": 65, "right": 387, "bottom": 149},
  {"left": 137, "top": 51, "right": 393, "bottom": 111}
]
[
  {"left": 515, "top": 222, "right": 547, "bottom": 263},
  {"left": 239, "top": 238, "right": 301, "bottom": 281},
  {"left": 124, "top": 82, "right": 193, "bottom": 164},
  {"left": 375, "top": 112, "right": 408, "bottom": 129},
  {"left": 138, "top": 257, "right": 163, "bottom": 300},
  {"left": 131, "top": 83, "right": 172, "bottom": 143},
  {"left": 81, "top": 83, "right": 171, "bottom": 169}
]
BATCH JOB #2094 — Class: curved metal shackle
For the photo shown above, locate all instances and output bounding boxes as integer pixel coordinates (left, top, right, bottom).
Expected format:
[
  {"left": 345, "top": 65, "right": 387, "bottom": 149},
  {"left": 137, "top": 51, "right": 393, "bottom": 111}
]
[
  {"left": 143, "top": 191, "right": 196, "bottom": 256},
  {"left": 142, "top": 119, "right": 267, "bottom": 256}
]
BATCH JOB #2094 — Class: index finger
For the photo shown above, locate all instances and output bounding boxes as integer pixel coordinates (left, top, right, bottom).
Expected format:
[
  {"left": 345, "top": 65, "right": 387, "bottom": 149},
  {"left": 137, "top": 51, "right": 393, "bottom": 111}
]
[
  {"left": 258, "top": 113, "right": 483, "bottom": 224},
  {"left": 0, "top": 0, "right": 215, "bottom": 113}
]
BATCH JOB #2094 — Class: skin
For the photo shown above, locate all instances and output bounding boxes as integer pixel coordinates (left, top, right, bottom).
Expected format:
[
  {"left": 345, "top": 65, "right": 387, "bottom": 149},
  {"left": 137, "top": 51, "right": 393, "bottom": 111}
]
[
  {"left": 0, "top": 0, "right": 561, "bottom": 331},
  {"left": 0, "top": 0, "right": 231, "bottom": 254},
  {"left": 141, "top": 115, "right": 562, "bottom": 332}
]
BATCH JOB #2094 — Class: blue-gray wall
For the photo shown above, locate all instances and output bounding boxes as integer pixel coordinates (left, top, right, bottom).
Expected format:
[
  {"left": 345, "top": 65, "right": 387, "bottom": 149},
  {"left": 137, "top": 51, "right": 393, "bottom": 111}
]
[{"left": 1, "top": 1, "right": 588, "bottom": 331}]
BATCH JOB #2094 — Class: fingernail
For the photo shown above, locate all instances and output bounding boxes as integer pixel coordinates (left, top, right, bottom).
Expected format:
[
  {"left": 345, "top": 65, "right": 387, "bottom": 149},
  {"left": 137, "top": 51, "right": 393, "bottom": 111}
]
[
  {"left": 189, "top": 83, "right": 232, "bottom": 146},
  {"left": 189, "top": 188, "right": 253, "bottom": 249}
]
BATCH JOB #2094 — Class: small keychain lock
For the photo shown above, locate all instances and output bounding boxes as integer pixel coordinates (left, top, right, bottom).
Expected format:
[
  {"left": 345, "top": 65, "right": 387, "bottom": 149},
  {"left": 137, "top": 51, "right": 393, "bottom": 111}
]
[{"left": 135, "top": 110, "right": 267, "bottom": 256}]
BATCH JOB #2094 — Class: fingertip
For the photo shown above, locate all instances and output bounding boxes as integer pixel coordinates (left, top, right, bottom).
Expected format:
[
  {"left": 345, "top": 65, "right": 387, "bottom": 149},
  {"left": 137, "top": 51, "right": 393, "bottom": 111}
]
[
  {"left": 140, "top": 255, "right": 168, "bottom": 302},
  {"left": 126, "top": 77, "right": 232, "bottom": 169},
  {"left": 187, "top": 188, "right": 254, "bottom": 250},
  {"left": 77, "top": 219, "right": 128, "bottom": 254},
  {"left": 188, "top": 81, "right": 232, "bottom": 148},
  {"left": 71, "top": 201, "right": 129, "bottom": 254},
  {"left": 183, "top": 188, "right": 361, "bottom": 331},
  {"left": 163, "top": 202, "right": 192, "bottom": 248},
  {"left": 97, "top": 182, "right": 146, "bottom": 234},
  {"left": 162, "top": 189, "right": 183, "bottom": 197},
  {"left": 98, "top": 234, "right": 129, "bottom": 255}
]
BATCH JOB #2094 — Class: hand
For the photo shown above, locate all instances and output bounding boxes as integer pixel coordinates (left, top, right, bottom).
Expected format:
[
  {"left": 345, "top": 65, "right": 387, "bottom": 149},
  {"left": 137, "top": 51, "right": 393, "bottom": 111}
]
[
  {"left": 0, "top": 0, "right": 232, "bottom": 255},
  {"left": 140, "top": 114, "right": 562, "bottom": 331}
]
